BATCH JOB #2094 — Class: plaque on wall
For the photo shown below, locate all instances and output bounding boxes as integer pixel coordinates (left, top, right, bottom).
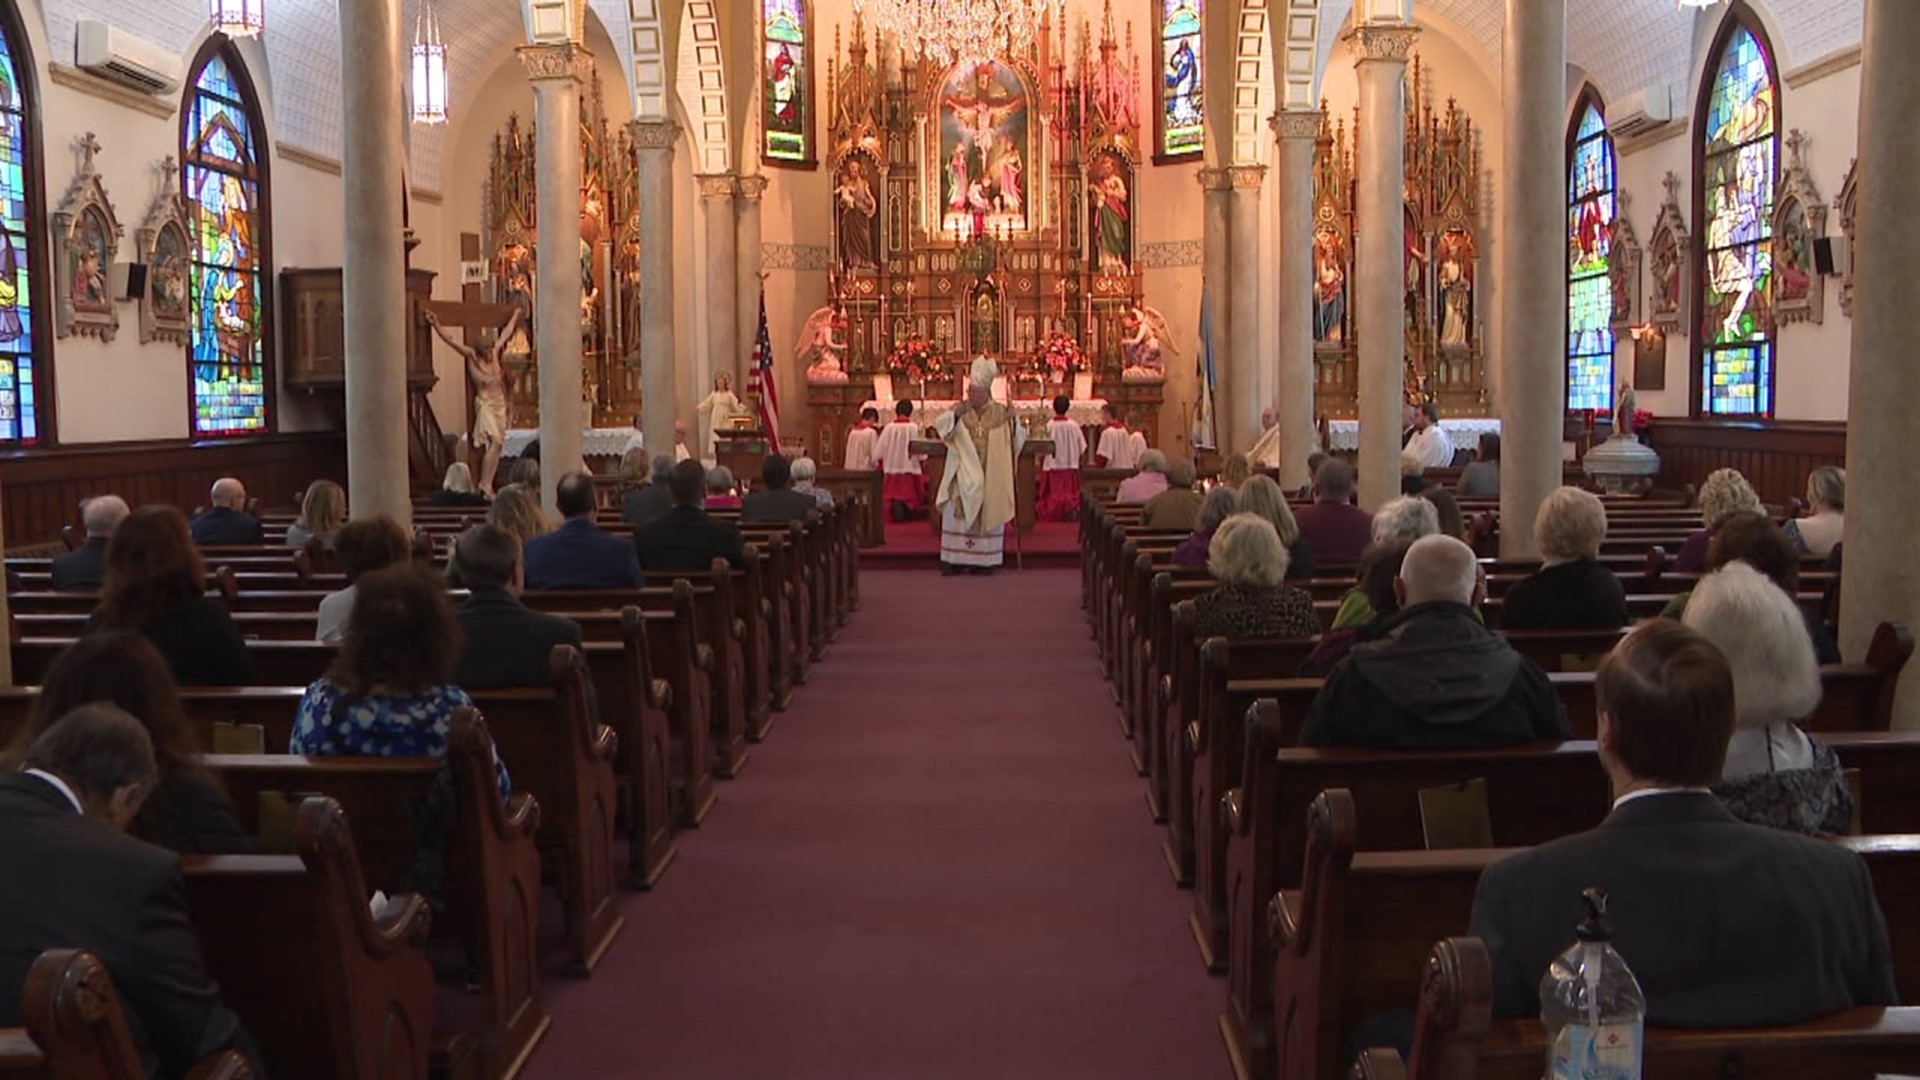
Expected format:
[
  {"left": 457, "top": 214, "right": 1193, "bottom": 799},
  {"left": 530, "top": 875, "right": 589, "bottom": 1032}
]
[{"left": 1632, "top": 326, "right": 1666, "bottom": 392}]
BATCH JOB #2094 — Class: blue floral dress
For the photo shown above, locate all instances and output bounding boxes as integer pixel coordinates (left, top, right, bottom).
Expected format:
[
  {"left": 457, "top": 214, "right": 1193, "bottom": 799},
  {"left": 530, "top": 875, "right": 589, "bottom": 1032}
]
[{"left": 290, "top": 679, "right": 512, "bottom": 800}]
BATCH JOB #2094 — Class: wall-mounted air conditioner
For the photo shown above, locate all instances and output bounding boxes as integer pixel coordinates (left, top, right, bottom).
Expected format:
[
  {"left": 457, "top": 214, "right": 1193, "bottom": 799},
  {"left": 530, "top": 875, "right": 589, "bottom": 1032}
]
[{"left": 75, "top": 19, "right": 182, "bottom": 97}]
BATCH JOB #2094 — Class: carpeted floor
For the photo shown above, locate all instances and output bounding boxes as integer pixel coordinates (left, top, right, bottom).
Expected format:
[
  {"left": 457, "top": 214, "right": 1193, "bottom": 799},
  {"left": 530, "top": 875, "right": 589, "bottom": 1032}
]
[
  {"left": 523, "top": 567, "right": 1223, "bottom": 1079},
  {"left": 863, "top": 520, "right": 1084, "bottom": 570}
]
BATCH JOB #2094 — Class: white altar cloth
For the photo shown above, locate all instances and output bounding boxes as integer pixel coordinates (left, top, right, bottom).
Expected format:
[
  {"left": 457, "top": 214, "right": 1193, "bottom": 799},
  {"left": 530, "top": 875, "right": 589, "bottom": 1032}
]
[
  {"left": 865, "top": 397, "right": 1110, "bottom": 430},
  {"left": 1324, "top": 418, "right": 1499, "bottom": 456},
  {"left": 503, "top": 427, "right": 638, "bottom": 458}
]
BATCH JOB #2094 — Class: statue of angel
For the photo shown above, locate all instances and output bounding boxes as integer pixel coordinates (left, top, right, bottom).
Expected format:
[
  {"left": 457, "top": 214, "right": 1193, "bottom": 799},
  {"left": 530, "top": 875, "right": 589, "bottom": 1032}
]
[
  {"left": 1121, "top": 305, "right": 1174, "bottom": 381},
  {"left": 796, "top": 305, "right": 850, "bottom": 384}
]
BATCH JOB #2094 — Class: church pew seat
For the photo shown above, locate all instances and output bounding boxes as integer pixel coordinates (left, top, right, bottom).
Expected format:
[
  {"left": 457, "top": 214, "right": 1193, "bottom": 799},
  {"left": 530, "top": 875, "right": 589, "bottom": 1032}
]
[
  {"left": 1271, "top": 791, "right": 1920, "bottom": 1080},
  {"left": 182, "top": 796, "right": 435, "bottom": 1080},
  {"left": 0, "top": 949, "right": 256, "bottom": 1080},
  {"left": 205, "top": 710, "right": 547, "bottom": 1080},
  {"left": 1356, "top": 937, "right": 1920, "bottom": 1080}
]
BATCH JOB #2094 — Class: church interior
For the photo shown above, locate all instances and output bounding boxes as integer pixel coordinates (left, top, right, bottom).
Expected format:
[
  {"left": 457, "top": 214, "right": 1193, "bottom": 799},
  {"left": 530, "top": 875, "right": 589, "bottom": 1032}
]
[{"left": 2, "top": 0, "right": 1920, "bottom": 1076}]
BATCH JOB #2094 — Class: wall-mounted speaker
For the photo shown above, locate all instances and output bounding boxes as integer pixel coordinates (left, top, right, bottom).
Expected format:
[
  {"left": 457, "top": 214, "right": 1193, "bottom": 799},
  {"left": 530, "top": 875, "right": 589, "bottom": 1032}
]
[
  {"left": 111, "top": 261, "right": 147, "bottom": 301},
  {"left": 1812, "top": 236, "right": 1847, "bottom": 277}
]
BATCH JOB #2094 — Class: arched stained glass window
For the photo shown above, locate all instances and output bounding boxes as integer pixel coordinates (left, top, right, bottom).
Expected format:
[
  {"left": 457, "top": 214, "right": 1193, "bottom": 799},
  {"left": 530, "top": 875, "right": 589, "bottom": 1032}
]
[
  {"left": 0, "top": 16, "right": 44, "bottom": 444},
  {"left": 1567, "top": 96, "right": 1615, "bottom": 413},
  {"left": 1157, "top": 0, "right": 1202, "bottom": 158},
  {"left": 1696, "top": 16, "right": 1778, "bottom": 418},
  {"left": 182, "top": 47, "right": 271, "bottom": 436},
  {"left": 762, "top": 0, "right": 811, "bottom": 165}
]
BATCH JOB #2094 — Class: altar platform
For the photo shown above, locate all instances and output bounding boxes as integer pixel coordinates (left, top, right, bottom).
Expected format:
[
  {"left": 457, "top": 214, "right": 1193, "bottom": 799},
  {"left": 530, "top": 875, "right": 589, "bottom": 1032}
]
[{"left": 863, "top": 519, "right": 1082, "bottom": 571}]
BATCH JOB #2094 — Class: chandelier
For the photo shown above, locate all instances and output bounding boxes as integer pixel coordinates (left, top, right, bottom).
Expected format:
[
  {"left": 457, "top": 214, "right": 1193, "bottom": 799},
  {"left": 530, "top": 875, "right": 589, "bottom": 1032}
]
[
  {"left": 855, "top": 0, "right": 1057, "bottom": 66},
  {"left": 209, "top": 0, "right": 265, "bottom": 37},
  {"left": 411, "top": 2, "right": 450, "bottom": 125}
]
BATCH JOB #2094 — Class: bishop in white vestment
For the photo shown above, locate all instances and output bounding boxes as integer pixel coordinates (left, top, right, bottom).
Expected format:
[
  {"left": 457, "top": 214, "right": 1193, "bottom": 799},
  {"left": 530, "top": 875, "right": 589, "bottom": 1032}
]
[{"left": 934, "top": 358, "right": 1026, "bottom": 574}]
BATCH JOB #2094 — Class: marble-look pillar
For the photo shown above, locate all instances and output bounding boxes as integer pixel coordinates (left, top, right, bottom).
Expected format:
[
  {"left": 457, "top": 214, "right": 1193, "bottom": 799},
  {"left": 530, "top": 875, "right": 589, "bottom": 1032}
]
[
  {"left": 736, "top": 175, "right": 767, "bottom": 433},
  {"left": 1841, "top": 0, "right": 1920, "bottom": 729},
  {"left": 631, "top": 118, "right": 682, "bottom": 469},
  {"left": 1350, "top": 23, "right": 1419, "bottom": 511},
  {"left": 1496, "top": 0, "right": 1565, "bottom": 559},
  {"left": 339, "top": 0, "right": 410, "bottom": 526},
  {"left": 1199, "top": 167, "right": 1233, "bottom": 452},
  {"left": 1227, "top": 164, "right": 1268, "bottom": 453},
  {"left": 0, "top": 486, "right": 10, "bottom": 684},
  {"left": 1273, "top": 109, "right": 1323, "bottom": 490},
  {"left": 521, "top": 43, "right": 590, "bottom": 514},
  {"left": 698, "top": 175, "right": 739, "bottom": 410}
]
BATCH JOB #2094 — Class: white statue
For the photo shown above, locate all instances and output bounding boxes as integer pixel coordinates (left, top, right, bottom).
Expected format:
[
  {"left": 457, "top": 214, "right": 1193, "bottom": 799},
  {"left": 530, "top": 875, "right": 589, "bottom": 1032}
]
[
  {"left": 796, "top": 305, "right": 851, "bottom": 384},
  {"left": 1121, "top": 305, "right": 1175, "bottom": 381}
]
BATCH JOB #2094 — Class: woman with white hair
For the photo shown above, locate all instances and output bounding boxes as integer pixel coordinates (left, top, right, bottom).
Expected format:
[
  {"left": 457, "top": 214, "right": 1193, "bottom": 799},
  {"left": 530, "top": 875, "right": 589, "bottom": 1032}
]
[
  {"left": 431, "top": 461, "right": 492, "bottom": 507},
  {"left": 1328, "top": 496, "right": 1442, "bottom": 630},
  {"left": 1237, "top": 474, "right": 1316, "bottom": 580},
  {"left": 791, "top": 456, "right": 835, "bottom": 509},
  {"left": 1190, "top": 513, "right": 1320, "bottom": 639},
  {"left": 704, "top": 466, "right": 742, "bottom": 510},
  {"left": 1171, "top": 486, "right": 1240, "bottom": 567},
  {"left": 1498, "top": 487, "right": 1630, "bottom": 629},
  {"left": 1674, "top": 467, "right": 1764, "bottom": 572},
  {"left": 1116, "top": 449, "right": 1170, "bottom": 504},
  {"left": 1683, "top": 562, "right": 1852, "bottom": 835},
  {"left": 1783, "top": 465, "right": 1844, "bottom": 557}
]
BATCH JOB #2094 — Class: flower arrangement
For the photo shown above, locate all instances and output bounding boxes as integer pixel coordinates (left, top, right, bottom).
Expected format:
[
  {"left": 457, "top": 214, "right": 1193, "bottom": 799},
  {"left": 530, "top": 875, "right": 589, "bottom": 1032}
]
[
  {"left": 885, "top": 336, "right": 939, "bottom": 383},
  {"left": 1032, "top": 330, "right": 1083, "bottom": 378}
]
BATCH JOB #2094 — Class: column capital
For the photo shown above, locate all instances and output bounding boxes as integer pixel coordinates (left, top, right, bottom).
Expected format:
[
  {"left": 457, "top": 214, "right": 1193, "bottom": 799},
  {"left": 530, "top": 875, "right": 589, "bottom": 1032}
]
[
  {"left": 696, "top": 173, "right": 738, "bottom": 199},
  {"left": 517, "top": 41, "right": 594, "bottom": 83},
  {"left": 1269, "top": 108, "right": 1325, "bottom": 142},
  {"left": 628, "top": 116, "right": 683, "bottom": 152},
  {"left": 1347, "top": 23, "right": 1420, "bottom": 66},
  {"left": 1197, "top": 167, "right": 1232, "bottom": 192},
  {"left": 735, "top": 174, "right": 769, "bottom": 201},
  {"left": 1226, "top": 164, "right": 1267, "bottom": 190}
]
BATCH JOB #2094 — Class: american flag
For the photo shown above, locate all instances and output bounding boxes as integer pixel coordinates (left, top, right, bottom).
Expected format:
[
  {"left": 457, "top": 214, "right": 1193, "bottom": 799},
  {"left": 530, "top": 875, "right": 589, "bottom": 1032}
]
[{"left": 748, "top": 289, "right": 780, "bottom": 441}]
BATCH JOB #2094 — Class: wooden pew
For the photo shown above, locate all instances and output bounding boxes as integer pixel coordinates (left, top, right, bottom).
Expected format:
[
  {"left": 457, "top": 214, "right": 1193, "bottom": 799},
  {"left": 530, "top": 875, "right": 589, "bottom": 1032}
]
[
  {"left": 183, "top": 796, "right": 434, "bottom": 1080},
  {"left": 1355, "top": 937, "right": 1920, "bottom": 1080},
  {"left": 0, "top": 949, "right": 254, "bottom": 1079},
  {"left": 206, "top": 710, "right": 549, "bottom": 1080}
]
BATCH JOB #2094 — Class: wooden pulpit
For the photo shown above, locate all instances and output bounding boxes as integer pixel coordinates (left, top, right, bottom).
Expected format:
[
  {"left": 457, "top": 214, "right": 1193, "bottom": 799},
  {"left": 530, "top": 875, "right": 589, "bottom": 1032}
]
[{"left": 911, "top": 439, "right": 1054, "bottom": 534}]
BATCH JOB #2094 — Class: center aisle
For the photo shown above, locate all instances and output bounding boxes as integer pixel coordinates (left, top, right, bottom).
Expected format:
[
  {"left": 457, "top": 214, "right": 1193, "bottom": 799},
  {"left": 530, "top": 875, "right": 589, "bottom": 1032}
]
[{"left": 524, "top": 567, "right": 1222, "bottom": 1079}]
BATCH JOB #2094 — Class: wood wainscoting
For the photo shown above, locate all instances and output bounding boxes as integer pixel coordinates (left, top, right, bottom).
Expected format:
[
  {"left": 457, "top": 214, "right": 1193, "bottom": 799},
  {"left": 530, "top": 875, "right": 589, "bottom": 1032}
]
[
  {"left": 1, "top": 432, "right": 346, "bottom": 548},
  {"left": 1645, "top": 419, "right": 1846, "bottom": 505}
]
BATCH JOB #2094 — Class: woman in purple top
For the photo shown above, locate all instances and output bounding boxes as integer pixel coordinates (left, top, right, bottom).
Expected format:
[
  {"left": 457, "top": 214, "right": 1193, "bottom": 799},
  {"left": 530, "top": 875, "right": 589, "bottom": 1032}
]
[{"left": 1171, "top": 487, "right": 1240, "bottom": 567}]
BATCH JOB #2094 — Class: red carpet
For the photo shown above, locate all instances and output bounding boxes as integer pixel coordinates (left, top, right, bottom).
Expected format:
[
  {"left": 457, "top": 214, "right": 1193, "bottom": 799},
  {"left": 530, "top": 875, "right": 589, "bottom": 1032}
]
[
  {"left": 861, "top": 519, "right": 1084, "bottom": 570},
  {"left": 523, "top": 569, "right": 1223, "bottom": 1079}
]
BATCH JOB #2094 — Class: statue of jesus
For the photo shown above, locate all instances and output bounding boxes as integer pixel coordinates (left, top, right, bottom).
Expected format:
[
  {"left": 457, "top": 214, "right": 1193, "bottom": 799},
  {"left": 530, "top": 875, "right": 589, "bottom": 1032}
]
[{"left": 428, "top": 307, "right": 522, "bottom": 496}]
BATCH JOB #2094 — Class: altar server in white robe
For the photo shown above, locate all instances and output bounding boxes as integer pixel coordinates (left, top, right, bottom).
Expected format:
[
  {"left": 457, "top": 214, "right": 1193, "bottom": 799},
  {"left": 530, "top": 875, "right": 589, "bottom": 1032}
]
[
  {"left": 1094, "top": 403, "right": 1145, "bottom": 469},
  {"left": 844, "top": 407, "right": 881, "bottom": 471},
  {"left": 1404, "top": 401, "right": 1455, "bottom": 470},
  {"left": 935, "top": 357, "right": 1026, "bottom": 574},
  {"left": 1036, "top": 395, "right": 1088, "bottom": 522},
  {"left": 874, "top": 399, "right": 930, "bottom": 520}
]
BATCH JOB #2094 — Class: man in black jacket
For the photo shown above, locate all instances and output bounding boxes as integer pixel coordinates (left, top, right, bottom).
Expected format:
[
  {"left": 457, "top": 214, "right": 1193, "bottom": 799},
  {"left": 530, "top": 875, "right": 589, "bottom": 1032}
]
[
  {"left": 188, "top": 478, "right": 264, "bottom": 546},
  {"left": 1469, "top": 620, "right": 1897, "bottom": 1024},
  {"left": 1300, "top": 534, "right": 1567, "bottom": 748},
  {"left": 741, "top": 454, "right": 819, "bottom": 524},
  {"left": 452, "top": 524, "right": 585, "bottom": 690},
  {"left": 0, "top": 705, "right": 266, "bottom": 1077},
  {"left": 51, "top": 494, "right": 127, "bottom": 591},
  {"left": 522, "top": 472, "right": 643, "bottom": 590},
  {"left": 632, "top": 459, "right": 746, "bottom": 573},
  {"left": 621, "top": 454, "right": 678, "bottom": 530}
]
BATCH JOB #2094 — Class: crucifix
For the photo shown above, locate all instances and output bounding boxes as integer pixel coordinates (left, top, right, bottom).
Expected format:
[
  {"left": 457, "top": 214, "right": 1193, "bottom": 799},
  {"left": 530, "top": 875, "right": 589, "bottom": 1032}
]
[{"left": 423, "top": 233, "right": 522, "bottom": 493}]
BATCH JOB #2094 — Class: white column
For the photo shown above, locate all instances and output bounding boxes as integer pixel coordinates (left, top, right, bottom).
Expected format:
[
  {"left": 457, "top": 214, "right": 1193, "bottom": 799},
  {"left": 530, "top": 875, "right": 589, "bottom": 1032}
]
[
  {"left": 698, "top": 174, "right": 740, "bottom": 427},
  {"left": 1841, "top": 0, "right": 1920, "bottom": 729},
  {"left": 1350, "top": 23, "right": 1420, "bottom": 511},
  {"left": 339, "top": 0, "right": 410, "bottom": 526},
  {"left": 1199, "top": 167, "right": 1233, "bottom": 451},
  {"left": 0, "top": 486, "right": 10, "bottom": 685},
  {"left": 736, "top": 175, "right": 767, "bottom": 432},
  {"left": 521, "top": 44, "right": 589, "bottom": 513},
  {"left": 1274, "top": 109, "right": 1322, "bottom": 490},
  {"left": 1496, "top": 0, "right": 1566, "bottom": 559},
  {"left": 1228, "top": 164, "right": 1268, "bottom": 453},
  {"left": 631, "top": 118, "right": 682, "bottom": 463}
]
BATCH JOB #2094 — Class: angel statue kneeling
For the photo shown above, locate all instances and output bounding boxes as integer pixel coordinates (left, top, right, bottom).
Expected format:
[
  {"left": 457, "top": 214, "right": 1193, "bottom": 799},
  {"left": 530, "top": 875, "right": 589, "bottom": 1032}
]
[
  {"left": 797, "top": 305, "right": 850, "bottom": 384},
  {"left": 1122, "top": 306, "right": 1173, "bottom": 382}
]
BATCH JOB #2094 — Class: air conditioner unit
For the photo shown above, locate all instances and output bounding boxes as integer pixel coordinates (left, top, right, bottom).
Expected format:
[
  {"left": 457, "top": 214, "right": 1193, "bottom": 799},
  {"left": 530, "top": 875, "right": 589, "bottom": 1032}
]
[
  {"left": 75, "top": 20, "right": 182, "bottom": 96},
  {"left": 1611, "top": 84, "right": 1676, "bottom": 139}
]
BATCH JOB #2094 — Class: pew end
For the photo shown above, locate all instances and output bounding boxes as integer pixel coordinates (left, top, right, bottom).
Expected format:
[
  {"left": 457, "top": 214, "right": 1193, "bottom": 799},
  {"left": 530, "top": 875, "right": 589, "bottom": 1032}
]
[{"left": 4, "top": 948, "right": 255, "bottom": 1080}]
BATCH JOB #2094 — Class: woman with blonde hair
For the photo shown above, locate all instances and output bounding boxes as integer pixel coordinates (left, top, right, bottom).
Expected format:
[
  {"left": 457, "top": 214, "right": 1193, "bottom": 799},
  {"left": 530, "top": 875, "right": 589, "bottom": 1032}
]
[
  {"left": 431, "top": 462, "right": 491, "bottom": 507},
  {"left": 1783, "top": 465, "right": 1844, "bottom": 557},
  {"left": 1674, "top": 467, "right": 1763, "bottom": 572},
  {"left": 612, "top": 448, "right": 651, "bottom": 500},
  {"left": 286, "top": 479, "right": 346, "bottom": 550},
  {"left": 487, "top": 484, "right": 553, "bottom": 545},
  {"left": 1236, "top": 474, "right": 1315, "bottom": 580},
  {"left": 1220, "top": 453, "right": 1252, "bottom": 490},
  {"left": 1498, "top": 486, "right": 1629, "bottom": 629},
  {"left": 1190, "top": 513, "right": 1320, "bottom": 639}
]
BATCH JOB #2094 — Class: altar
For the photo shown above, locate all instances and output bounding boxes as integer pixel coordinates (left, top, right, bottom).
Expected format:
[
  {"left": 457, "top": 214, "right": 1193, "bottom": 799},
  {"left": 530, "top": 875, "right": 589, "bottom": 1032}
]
[
  {"left": 1323, "top": 418, "right": 1500, "bottom": 457},
  {"left": 503, "top": 427, "right": 637, "bottom": 474}
]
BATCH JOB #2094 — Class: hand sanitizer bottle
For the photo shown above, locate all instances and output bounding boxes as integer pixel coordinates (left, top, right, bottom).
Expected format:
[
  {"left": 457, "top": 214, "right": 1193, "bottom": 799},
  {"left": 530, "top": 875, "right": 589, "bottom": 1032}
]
[{"left": 1539, "top": 888, "right": 1646, "bottom": 1080}]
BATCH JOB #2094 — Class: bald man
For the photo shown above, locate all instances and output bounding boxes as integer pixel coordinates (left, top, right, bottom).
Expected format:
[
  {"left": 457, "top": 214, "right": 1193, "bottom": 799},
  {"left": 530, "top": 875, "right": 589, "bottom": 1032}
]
[
  {"left": 1299, "top": 534, "right": 1567, "bottom": 749},
  {"left": 51, "top": 494, "right": 128, "bottom": 591},
  {"left": 189, "top": 477, "right": 264, "bottom": 546}
]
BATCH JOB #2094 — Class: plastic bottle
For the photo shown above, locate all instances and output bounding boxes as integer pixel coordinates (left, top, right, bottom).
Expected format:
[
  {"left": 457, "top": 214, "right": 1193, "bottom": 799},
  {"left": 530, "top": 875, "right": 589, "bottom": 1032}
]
[{"left": 1539, "top": 887, "right": 1647, "bottom": 1080}]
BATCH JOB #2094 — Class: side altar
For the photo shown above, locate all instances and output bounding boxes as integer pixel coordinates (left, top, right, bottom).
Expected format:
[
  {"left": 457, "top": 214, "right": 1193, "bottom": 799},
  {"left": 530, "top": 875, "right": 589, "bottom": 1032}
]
[{"left": 801, "top": 4, "right": 1169, "bottom": 465}]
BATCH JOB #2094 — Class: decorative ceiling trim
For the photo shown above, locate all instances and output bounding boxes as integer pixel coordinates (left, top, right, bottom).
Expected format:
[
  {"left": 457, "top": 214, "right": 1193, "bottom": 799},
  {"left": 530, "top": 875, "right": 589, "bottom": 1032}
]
[
  {"left": 48, "top": 63, "right": 176, "bottom": 120},
  {"left": 627, "top": 0, "right": 671, "bottom": 118},
  {"left": 1614, "top": 119, "right": 1688, "bottom": 158},
  {"left": 1233, "top": 0, "right": 1270, "bottom": 165},
  {"left": 1784, "top": 45, "right": 1860, "bottom": 90},
  {"left": 275, "top": 142, "right": 342, "bottom": 176},
  {"left": 1273, "top": 0, "right": 1322, "bottom": 112}
]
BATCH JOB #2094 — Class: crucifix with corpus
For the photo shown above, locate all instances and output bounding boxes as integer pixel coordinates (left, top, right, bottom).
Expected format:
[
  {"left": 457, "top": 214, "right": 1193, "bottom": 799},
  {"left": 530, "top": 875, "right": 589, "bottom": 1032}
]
[{"left": 420, "top": 233, "right": 530, "bottom": 495}]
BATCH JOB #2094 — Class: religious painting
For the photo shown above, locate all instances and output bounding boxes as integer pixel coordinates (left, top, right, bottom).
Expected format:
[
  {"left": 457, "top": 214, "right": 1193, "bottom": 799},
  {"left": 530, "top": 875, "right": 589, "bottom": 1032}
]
[
  {"left": 1312, "top": 222, "right": 1347, "bottom": 345},
  {"left": 1567, "top": 98, "right": 1617, "bottom": 412},
  {"left": 1771, "top": 129, "right": 1825, "bottom": 326},
  {"left": 136, "top": 172, "right": 193, "bottom": 346},
  {"left": 1157, "top": 0, "right": 1201, "bottom": 158},
  {"left": 762, "top": 0, "right": 811, "bottom": 165},
  {"left": 494, "top": 236, "right": 535, "bottom": 359},
  {"left": 1402, "top": 207, "right": 1426, "bottom": 343},
  {"left": 1633, "top": 326, "right": 1666, "bottom": 392},
  {"left": 1088, "top": 150, "right": 1132, "bottom": 275},
  {"left": 1697, "top": 20, "right": 1777, "bottom": 417},
  {"left": 938, "top": 60, "right": 1031, "bottom": 236},
  {"left": 1435, "top": 227, "right": 1475, "bottom": 350},
  {"left": 52, "top": 134, "right": 122, "bottom": 343},
  {"left": 0, "top": 23, "right": 37, "bottom": 442},
  {"left": 833, "top": 153, "right": 880, "bottom": 272},
  {"left": 183, "top": 53, "right": 268, "bottom": 435}
]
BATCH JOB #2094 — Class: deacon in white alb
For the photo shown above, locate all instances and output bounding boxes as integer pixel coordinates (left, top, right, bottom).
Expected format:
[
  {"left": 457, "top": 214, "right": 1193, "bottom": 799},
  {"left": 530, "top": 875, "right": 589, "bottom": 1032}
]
[{"left": 1404, "top": 401, "right": 1455, "bottom": 470}]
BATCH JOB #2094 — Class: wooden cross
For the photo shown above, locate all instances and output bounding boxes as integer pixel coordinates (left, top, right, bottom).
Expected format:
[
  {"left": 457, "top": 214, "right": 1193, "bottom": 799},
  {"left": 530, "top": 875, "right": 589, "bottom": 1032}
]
[{"left": 424, "top": 233, "right": 520, "bottom": 474}]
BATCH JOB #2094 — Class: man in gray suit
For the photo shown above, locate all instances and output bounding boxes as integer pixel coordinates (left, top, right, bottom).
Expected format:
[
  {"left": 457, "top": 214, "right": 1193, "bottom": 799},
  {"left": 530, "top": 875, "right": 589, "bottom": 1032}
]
[
  {"left": 1469, "top": 620, "right": 1897, "bottom": 1025},
  {"left": 741, "top": 454, "right": 820, "bottom": 524}
]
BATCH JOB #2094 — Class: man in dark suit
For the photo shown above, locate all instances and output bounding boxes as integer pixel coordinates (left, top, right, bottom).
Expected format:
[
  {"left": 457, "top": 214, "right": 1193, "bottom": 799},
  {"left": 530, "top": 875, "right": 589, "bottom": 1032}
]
[
  {"left": 632, "top": 459, "right": 747, "bottom": 573},
  {"left": 0, "top": 705, "right": 265, "bottom": 1077},
  {"left": 741, "top": 454, "right": 819, "bottom": 524},
  {"left": 52, "top": 494, "right": 127, "bottom": 591},
  {"left": 452, "top": 524, "right": 585, "bottom": 689},
  {"left": 522, "top": 471, "right": 643, "bottom": 590},
  {"left": 188, "top": 478, "right": 264, "bottom": 546},
  {"left": 621, "top": 454, "right": 677, "bottom": 530},
  {"left": 1470, "top": 620, "right": 1897, "bottom": 1025}
]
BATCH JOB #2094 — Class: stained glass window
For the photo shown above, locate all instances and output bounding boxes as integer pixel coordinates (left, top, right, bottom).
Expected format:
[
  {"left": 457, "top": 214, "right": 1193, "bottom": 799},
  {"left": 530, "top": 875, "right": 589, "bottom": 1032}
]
[
  {"left": 762, "top": 0, "right": 810, "bottom": 164},
  {"left": 183, "top": 51, "right": 269, "bottom": 436},
  {"left": 1158, "top": 0, "right": 1202, "bottom": 158},
  {"left": 1698, "top": 22, "right": 1777, "bottom": 418},
  {"left": 1567, "top": 100, "right": 1615, "bottom": 414},
  {"left": 0, "top": 24, "right": 39, "bottom": 444}
]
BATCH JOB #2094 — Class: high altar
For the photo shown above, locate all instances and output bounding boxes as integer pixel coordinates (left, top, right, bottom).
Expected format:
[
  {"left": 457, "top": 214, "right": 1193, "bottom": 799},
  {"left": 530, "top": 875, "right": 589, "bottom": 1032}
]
[{"left": 802, "top": 4, "right": 1168, "bottom": 465}]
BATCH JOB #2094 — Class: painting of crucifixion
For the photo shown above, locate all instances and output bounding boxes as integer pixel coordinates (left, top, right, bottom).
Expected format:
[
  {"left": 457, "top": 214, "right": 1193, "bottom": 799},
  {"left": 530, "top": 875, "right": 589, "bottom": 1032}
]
[{"left": 938, "top": 60, "right": 1031, "bottom": 236}]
